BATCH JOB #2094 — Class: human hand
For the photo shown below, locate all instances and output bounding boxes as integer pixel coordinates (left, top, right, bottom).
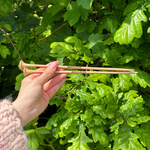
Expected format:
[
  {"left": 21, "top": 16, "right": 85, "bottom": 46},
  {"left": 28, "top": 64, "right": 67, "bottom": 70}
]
[{"left": 12, "top": 61, "right": 68, "bottom": 126}]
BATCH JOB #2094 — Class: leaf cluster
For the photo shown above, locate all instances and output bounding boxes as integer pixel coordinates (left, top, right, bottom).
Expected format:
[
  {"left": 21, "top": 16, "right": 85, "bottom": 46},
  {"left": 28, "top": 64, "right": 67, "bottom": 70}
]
[{"left": 1, "top": 0, "right": 150, "bottom": 149}]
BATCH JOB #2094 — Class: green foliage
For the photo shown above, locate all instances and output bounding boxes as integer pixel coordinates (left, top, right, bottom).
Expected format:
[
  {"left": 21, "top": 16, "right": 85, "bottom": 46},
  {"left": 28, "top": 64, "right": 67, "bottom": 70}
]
[
  {"left": 68, "top": 123, "right": 93, "bottom": 150},
  {"left": 1, "top": 0, "right": 150, "bottom": 149},
  {"left": 0, "top": 0, "right": 13, "bottom": 15}
]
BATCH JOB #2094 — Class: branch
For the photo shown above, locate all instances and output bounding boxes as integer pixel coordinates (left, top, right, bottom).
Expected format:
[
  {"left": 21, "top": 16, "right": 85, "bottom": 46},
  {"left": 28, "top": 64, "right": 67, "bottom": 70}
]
[
  {"left": 0, "top": 27, "right": 22, "bottom": 60},
  {"left": 0, "top": 13, "right": 4, "bottom": 16},
  {"left": 39, "top": 22, "right": 68, "bottom": 41},
  {"left": 66, "top": 80, "right": 85, "bottom": 95},
  {"left": 138, "top": 87, "right": 150, "bottom": 98}
]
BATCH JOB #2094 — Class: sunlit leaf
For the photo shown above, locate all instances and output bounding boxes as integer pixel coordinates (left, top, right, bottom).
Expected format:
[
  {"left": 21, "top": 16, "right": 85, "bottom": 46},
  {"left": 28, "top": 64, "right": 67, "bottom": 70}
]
[
  {"left": 64, "top": 2, "right": 91, "bottom": 26},
  {"left": 114, "top": 9, "right": 147, "bottom": 44},
  {"left": 68, "top": 123, "right": 93, "bottom": 150},
  {"left": 89, "top": 126, "right": 108, "bottom": 146}
]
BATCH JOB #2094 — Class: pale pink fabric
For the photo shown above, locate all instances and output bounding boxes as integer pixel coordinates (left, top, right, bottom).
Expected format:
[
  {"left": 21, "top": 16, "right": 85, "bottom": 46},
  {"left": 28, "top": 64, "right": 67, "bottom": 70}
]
[
  {"left": 0, "top": 100, "right": 29, "bottom": 150},
  {"left": 0, "top": 144, "right": 3, "bottom": 150}
]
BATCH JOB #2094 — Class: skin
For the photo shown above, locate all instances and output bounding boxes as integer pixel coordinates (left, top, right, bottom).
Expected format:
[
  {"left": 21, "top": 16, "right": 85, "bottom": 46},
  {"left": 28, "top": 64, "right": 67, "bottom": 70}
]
[{"left": 12, "top": 61, "right": 68, "bottom": 127}]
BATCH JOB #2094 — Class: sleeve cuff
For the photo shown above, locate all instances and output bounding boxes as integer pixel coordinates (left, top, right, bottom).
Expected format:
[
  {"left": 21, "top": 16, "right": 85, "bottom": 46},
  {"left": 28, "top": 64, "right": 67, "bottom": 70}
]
[{"left": 0, "top": 100, "right": 29, "bottom": 150}]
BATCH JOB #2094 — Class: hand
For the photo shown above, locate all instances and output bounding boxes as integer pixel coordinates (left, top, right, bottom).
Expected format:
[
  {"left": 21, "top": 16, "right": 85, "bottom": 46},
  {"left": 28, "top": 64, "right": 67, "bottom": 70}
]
[{"left": 12, "top": 61, "right": 68, "bottom": 127}]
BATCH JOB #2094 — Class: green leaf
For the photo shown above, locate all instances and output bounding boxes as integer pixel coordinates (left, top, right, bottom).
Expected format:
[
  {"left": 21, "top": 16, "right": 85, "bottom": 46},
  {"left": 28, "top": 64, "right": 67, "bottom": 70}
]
[
  {"left": 146, "top": 2, "right": 150, "bottom": 12},
  {"left": 86, "top": 33, "right": 104, "bottom": 49},
  {"left": 112, "top": 77, "right": 119, "bottom": 93},
  {"left": 46, "top": 0, "right": 70, "bottom": 16},
  {"left": 118, "top": 74, "right": 132, "bottom": 91},
  {"left": 60, "top": 115, "right": 78, "bottom": 132},
  {"left": 123, "top": 90, "right": 138, "bottom": 100},
  {"left": 2, "top": 14, "right": 18, "bottom": 32},
  {"left": 64, "top": 2, "right": 91, "bottom": 26},
  {"left": 123, "top": 2, "right": 139, "bottom": 16},
  {"left": 119, "top": 91, "right": 145, "bottom": 118},
  {"left": 68, "top": 74, "right": 85, "bottom": 83},
  {"left": 91, "top": 42, "right": 106, "bottom": 59},
  {"left": 96, "top": 83, "right": 112, "bottom": 98},
  {"left": 36, "top": 127, "right": 50, "bottom": 135},
  {"left": 25, "top": 129, "right": 39, "bottom": 150},
  {"left": 65, "top": 36, "right": 83, "bottom": 51},
  {"left": 114, "top": 9, "right": 147, "bottom": 44},
  {"left": 36, "top": 43, "right": 51, "bottom": 57},
  {"left": 126, "top": 118, "right": 137, "bottom": 127},
  {"left": 15, "top": 73, "right": 24, "bottom": 91},
  {"left": 98, "top": 16, "right": 119, "bottom": 34},
  {"left": 110, "top": 117, "right": 124, "bottom": 134},
  {"left": 88, "top": 74, "right": 110, "bottom": 84},
  {"left": 125, "top": 48, "right": 140, "bottom": 61},
  {"left": 77, "top": 0, "right": 94, "bottom": 9},
  {"left": 50, "top": 42, "right": 73, "bottom": 58},
  {"left": 42, "top": 25, "right": 51, "bottom": 37},
  {"left": 68, "top": 123, "right": 93, "bottom": 150},
  {"left": 45, "top": 109, "right": 67, "bottom": 130},
  {"left": 65, "top": 97, "right": 83, "bottom": 113},
  {"left": 59, "top": 115, "right": 78, "bottom": 137},
  {"left": 102, "top": 0, "right": 109, "bottom": 8},
  {"left": 80, "top": 108, "right": 94, "bottom": 126},
  {"left": 60, "top": 133, "right": 75, "bottom": 145},
  {"left": 147, "top": 27, "right": 150, "bottom": 33},
  {"left": 82, "top": 48, "right": 94, "bottom": 63},
  {"left": 135, "top": 122, "right": 150, "bottom": 149},
  {"left": 113, "top": 124, "right": 146, "bottom": 150},
  {"left": 129, "top": 116, "right": 150, "bottom": 124},
  {"left": 75, "top": 19, "right": 96, "bottom": 33},
  {"left": 0, "top": 45, "right": 11, "bottom": 58},
  {"left": 89, "top": 126, "right": 108, "bottom": 146},
  {"left": 131, "top": 37, "right": 144, "bottom": 48},
  {"left": 93, "top": 115, "right": 107, "bottom": 126},
  {"left": 36, "top": 127, "right": 49, "bottom": 145},
  {"left": 104, "top": 36, "right": 115, "bottom": 45},
  {"left": 92, "top": 105, "right": 108, "bottom": 119},
  {"left": 76, "top": 89, "right": 93, "bottom": 101},
  {"left": 118, "top": 54, "right": 133, "bottom": 65},
  {"left": 102, "top": 48, "right": 121, "bottom": 66},
  {"left": 2, "top": 23, "right": 12, "bottom": 31},
  {"left": 38, "top": 146, "right": 45, "bottom": 150},
  {"left": 0, "top": 0, "right": 13, "bottom": 15},
  {"left": 130, "top": 68, "right": 150, "bottom": 88}
]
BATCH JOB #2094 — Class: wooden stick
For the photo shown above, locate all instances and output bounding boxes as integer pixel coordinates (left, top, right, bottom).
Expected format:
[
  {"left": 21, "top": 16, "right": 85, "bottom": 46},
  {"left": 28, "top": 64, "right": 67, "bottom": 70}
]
[
  {"left": 19, "top": 60, "right": 133, "bottom": 72},
  {"left": 23, "top": 68, "right": 138, "bottom": 76}
]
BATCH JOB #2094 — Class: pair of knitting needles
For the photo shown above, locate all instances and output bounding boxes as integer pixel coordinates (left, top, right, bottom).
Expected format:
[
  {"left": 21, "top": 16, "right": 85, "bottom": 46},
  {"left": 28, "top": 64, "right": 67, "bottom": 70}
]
[{"left": 19, "top": 60, "right": 138, "bottom": 76}]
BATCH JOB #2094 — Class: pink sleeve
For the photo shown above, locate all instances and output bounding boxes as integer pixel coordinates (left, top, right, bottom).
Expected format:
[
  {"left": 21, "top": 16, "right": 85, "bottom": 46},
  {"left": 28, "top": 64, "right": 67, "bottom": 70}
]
[{"left": 0, "top": 100, "right": 29, "bottom": 150}]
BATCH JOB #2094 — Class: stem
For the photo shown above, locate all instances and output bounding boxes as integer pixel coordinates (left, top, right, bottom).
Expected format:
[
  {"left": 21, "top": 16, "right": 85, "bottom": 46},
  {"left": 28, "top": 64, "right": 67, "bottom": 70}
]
[
  {"left": 0, "top": 27, "right": 22, "bottom": 60},
  {"left": 39, "top": 143, "right": 55, "bottom": 150},
  {"left": 138, "top": 87, "right": 150, "bottom": 97},
  {"left": 44, "top": 136, "right": 55, "bottom": 150},
  {"left": 0, "top": 13, "right": 4, "bottom": 16},
  {"left": 65, "top": 80, "right": 85, "bottom": 96},
  {"left": 39, "top": 22, "right": 68, "bottom": 41}
]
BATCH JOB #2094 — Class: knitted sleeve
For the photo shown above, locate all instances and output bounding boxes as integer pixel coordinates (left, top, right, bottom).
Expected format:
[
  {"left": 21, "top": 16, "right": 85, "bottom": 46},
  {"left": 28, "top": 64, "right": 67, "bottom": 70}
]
[{"left": 0, "top": 100, "right": 29, "bottom": 150}]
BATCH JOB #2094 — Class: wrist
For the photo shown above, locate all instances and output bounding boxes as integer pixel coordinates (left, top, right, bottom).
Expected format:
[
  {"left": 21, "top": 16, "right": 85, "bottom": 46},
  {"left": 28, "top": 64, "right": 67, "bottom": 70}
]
[{"left": 12, "top": 100, "right": 32, "bottom": 127}]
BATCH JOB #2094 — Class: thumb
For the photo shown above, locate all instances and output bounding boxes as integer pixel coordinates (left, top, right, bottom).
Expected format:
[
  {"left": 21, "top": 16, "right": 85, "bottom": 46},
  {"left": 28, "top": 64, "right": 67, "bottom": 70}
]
[{"left": 36, "top": 62, "right": 57, "bottom": 84}]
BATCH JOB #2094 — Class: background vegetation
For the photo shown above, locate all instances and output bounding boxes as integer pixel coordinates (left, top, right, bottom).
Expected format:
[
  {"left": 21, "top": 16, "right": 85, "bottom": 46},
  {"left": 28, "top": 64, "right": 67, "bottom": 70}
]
[{"left": 1, "top": 0, "right": 150, "bottom": 149}]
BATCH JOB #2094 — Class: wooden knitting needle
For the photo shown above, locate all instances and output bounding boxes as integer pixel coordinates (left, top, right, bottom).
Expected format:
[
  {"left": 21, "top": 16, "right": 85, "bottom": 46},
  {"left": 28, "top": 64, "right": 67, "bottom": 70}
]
[
  {"left": 19, "top": 60, "right": 133, "bottom": 72},
  {"left": 23, "top": 67, "right": 138, "bottom": 76}
]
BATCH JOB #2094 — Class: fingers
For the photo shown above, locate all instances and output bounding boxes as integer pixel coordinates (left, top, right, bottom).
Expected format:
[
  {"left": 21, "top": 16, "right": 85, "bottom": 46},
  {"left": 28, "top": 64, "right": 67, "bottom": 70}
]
[
  {"left": 27, "top": 68, "right": 46, "bottom": 80},
  {"left": 44, "top": 73, "right": 68, "bottom": 92},
  {"left": 27, "top": 65, "right": 62, "bottom": 80},
  {"left": 29, "top": 61, "right": 60, "bottom": 84},
  {"left": 46, "top": 78, "right": 67, "bottom": 99}
]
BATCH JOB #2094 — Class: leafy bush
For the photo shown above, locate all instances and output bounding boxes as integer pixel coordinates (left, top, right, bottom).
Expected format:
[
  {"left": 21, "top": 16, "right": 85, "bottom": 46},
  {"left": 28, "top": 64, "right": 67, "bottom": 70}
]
[{"left": 1, "top": 0, "right": 150, "bottom": 149}]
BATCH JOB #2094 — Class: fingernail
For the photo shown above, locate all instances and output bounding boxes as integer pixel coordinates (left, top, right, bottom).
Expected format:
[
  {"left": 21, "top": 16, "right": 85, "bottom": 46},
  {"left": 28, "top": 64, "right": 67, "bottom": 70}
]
[{"left": 49, "top": 62, "right": 56, "bottom": 69}]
